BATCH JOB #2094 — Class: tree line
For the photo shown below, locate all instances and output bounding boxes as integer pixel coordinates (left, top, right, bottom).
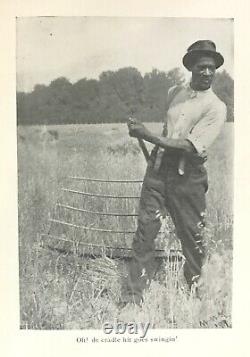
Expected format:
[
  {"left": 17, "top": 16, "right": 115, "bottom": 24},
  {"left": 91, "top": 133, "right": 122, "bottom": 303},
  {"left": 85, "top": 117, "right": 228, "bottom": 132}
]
[{"left": 16, "top": 67, "right": 234, "bottom": 125}]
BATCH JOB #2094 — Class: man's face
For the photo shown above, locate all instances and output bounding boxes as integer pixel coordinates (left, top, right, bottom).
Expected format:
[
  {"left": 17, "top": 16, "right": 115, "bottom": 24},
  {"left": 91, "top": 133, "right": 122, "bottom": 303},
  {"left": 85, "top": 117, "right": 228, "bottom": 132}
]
[{"left": 191, "top": 56, "right": 216, "bottom": 91}]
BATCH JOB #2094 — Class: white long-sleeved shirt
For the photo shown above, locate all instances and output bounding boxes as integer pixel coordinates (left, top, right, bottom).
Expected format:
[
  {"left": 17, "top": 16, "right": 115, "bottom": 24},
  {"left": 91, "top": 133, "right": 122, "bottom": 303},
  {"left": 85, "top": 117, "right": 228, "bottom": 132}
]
[{"left": 163, "top": 83, "right": 227, "bottom": 158}]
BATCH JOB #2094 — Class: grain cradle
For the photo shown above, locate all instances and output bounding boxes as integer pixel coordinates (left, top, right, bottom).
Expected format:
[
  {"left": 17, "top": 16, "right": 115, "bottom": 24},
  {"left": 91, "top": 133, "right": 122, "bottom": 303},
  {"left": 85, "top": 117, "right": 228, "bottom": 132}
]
[{"left": 40, "top": 176, "right": 184, "bottom": 265}]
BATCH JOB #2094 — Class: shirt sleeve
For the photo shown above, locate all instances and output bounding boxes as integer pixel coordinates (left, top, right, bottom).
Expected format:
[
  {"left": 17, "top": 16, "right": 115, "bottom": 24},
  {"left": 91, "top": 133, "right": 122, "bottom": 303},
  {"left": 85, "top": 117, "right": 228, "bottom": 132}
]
[{"left": 187, "top": 101, "right": 227, "bottom": 157}]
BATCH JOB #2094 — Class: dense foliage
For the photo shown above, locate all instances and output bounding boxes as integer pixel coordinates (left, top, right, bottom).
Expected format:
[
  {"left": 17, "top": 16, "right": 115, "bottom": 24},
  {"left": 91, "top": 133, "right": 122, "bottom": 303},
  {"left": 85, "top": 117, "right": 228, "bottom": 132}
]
[{"left": 17, "top": 67, "right": 234, "bottom": 125}]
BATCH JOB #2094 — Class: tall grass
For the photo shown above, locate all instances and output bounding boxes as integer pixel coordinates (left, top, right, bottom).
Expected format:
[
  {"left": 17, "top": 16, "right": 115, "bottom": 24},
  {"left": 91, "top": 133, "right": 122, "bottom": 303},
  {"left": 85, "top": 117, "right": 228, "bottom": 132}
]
[{"left": 18, "top": 123, "right": 233, "bottom": 329}]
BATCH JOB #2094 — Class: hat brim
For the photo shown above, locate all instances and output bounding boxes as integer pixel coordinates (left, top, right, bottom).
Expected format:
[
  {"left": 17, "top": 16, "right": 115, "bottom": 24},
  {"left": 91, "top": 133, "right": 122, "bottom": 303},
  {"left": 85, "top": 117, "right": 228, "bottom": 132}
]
[{"left": 183, "top": 50, "right": 224, "bottom": 71}]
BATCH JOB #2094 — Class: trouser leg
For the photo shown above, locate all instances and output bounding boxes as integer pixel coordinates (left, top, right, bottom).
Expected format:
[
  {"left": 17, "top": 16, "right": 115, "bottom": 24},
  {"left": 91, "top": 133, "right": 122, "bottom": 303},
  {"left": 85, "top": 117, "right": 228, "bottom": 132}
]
[
  {"left": 165, "top": 164, "right": 208, "bottom": 289},
  {"left": 121, "top": 165, "right": 166, "bottom": 305}
]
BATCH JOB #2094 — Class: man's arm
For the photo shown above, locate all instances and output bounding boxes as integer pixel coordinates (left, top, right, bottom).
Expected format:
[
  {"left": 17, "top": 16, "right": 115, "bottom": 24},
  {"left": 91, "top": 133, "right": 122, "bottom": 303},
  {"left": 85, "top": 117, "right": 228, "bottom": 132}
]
[
  {"left": 128, "top": 119, "right": 195, "bottom": 153},
  {"left": 142, "top": 131, "right": 195, "bottom": 153}
]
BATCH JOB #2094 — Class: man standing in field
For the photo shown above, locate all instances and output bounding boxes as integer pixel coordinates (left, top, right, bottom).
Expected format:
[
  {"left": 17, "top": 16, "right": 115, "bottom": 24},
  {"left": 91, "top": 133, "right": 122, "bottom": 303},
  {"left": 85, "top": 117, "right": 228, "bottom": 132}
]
[{"left": 121, "top": 40, "right": 227, "bottom": 306}]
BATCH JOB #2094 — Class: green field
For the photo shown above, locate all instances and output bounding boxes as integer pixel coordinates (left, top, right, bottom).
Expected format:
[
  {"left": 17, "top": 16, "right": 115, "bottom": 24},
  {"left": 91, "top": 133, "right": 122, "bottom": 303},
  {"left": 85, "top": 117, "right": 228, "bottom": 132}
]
[{"left": 17, "top": 122, "right": 233, "bottom": 329}]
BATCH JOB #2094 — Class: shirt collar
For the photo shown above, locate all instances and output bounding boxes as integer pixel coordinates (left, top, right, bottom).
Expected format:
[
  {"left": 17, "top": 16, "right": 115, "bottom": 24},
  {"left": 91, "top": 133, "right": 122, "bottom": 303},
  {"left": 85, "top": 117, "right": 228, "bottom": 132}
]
[{"left": 185, "top": 82, "right": 212, "bottom": 98}]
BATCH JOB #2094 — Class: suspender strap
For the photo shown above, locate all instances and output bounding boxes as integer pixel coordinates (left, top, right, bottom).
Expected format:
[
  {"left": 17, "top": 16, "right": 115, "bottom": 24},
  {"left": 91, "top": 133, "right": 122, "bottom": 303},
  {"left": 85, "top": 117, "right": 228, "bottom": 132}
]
[{"left": 153, "top": 85, "right": 183, "bottom": 171}]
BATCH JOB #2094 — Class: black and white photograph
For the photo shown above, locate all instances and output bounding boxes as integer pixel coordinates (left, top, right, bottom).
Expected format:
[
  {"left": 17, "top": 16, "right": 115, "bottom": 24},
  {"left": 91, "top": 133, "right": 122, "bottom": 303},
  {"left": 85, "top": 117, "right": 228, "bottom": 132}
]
[{"left": 16, "top": 16, "right": 234, "bottom": 331}]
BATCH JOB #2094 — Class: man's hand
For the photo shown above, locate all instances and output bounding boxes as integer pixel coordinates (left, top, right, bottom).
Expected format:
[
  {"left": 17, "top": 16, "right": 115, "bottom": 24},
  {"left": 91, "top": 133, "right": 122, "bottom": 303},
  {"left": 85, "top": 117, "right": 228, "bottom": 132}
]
[{"left": 127, "top": 117, "right": 150, "bottom": 139}]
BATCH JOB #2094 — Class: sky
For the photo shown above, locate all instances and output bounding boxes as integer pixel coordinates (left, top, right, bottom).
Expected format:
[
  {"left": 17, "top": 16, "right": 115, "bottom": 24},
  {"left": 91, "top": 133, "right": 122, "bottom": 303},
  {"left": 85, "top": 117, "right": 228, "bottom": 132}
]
[{"left": 16, "top": 17, "right": 234, "bottom": 92}]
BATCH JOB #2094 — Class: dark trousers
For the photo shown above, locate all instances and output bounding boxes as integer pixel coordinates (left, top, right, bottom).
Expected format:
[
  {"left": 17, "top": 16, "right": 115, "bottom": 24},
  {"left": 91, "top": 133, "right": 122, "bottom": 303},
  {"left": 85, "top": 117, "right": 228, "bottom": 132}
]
[{"left": 122, "top": 148, "right": 208, "bottom": 305}]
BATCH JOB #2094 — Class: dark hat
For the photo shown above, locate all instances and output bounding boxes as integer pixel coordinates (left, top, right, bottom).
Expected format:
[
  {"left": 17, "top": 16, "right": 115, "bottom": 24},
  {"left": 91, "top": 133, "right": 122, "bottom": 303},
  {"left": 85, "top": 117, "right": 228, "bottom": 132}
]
[{"left": 183, "top": 40, "right": 224, "bottom": 71}]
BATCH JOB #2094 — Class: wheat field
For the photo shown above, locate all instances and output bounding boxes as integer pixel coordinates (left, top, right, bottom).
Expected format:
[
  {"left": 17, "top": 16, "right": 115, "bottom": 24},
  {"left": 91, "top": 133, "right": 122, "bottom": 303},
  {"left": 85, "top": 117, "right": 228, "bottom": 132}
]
[{"left": 17, "top": 122, "right": 233, "bottom": 329}]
